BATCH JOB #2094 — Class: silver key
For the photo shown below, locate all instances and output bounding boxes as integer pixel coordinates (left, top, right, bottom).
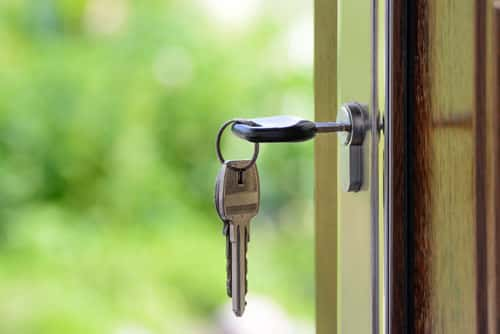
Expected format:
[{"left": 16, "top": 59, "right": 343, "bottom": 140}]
[
  {"left": 215, "top": 165, "right": 232, "bottom": 297},
  {"left": 218, "top": 160, "right": 260, "bottom": 317}
]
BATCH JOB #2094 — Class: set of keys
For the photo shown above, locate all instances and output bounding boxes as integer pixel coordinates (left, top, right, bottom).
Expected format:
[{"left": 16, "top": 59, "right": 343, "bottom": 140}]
[
  {"left": 214, "top": 113, "right": 358, "bottom": 316},
  {"left": 214, "top": 120, "right": 261, "bottom": 317}
]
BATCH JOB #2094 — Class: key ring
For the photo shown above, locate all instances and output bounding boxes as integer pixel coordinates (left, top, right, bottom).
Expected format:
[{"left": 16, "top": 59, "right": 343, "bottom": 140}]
[{"left": 216, "top": 119, "right": 259, "bottom": 171}]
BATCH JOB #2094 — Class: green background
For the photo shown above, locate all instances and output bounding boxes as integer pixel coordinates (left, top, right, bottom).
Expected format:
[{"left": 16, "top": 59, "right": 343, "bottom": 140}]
[{"left": 0, "top": 0, "right": 314, "bottom": 332}]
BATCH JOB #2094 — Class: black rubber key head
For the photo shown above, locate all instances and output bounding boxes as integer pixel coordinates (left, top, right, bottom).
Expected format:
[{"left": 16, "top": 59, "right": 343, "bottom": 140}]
[{"left": 231, "top": 116, "right": 317, "bottom": 143}]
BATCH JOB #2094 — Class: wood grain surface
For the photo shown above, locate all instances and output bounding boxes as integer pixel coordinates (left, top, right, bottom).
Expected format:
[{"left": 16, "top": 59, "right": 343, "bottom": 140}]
[
  {"left": 387, "top": 0, "right": 409, "bottom": 331},
  {"left": 488, "top": 2, "right": 500, "bottom": 332},
  {"left": 389, "top": 0, "right": 498, "bottom": 332}
]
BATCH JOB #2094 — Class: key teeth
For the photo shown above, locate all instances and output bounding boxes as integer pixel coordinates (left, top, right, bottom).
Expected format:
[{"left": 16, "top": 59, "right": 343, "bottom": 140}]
[
  {"left": 226, "top": 231, "right": 232, "bottom": 298},
  {"left": 227, "top": 263, "right": 232, "bottom": 297},
  {"left": 245, "top": 226, "right": 248, "bottom": 294},
  {"left": 226, "top": 256, "right": 232, "bottom": 297}
]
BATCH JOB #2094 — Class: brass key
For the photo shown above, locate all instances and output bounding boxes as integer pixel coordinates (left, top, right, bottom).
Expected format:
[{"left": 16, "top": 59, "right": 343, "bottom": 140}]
[{"left": 217, "top": 160, "right": 260, "bottom": 317}]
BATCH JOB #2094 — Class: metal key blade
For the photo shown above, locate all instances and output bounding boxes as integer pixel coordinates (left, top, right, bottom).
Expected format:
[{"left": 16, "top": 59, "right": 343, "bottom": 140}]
[
  {"left": 220, "top": 160, "right": 259, "bottom": 317},
  {"left": 215, "top": 164, "right": 233, "bottom": 298},
  {"left": 229, "top": 223, "right": 249, "bottom": 316},
  {"left": 225, "top": 224, "right": 232, "bottom": 297}
]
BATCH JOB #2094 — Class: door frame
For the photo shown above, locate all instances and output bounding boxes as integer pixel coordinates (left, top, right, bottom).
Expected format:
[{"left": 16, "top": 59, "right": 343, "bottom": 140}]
[
  {"left": 314, "top": 1, "right": 338, "bottom": 333},
  {"left": 386, "top": 0, "right": 500, "bottom": 332}
]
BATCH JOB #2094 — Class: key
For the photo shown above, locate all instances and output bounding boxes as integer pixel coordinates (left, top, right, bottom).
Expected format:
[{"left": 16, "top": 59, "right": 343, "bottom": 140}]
[
  {"left": 231, "top": 116, "right": 350, "bottom": 143},
  {"left": 218, "top": 160, "right": 260, "bottom": 317},
  {"left": 214, "top": 165, "right": 232, "bottom": 297}
]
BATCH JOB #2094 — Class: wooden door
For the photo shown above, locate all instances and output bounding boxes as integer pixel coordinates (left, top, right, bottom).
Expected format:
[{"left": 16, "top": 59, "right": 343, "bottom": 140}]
[
  {"left": 315, "top": 0, "right": 499, "bottom": 333},
  {"left": 387, "top": 0, "right": 500, "bottom": 333}
]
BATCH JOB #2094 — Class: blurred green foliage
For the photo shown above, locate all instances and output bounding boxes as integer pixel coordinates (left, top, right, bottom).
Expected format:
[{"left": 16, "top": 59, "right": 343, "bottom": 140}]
[{"left": 0, "top": 0, "right": 314, "bottom": 332}]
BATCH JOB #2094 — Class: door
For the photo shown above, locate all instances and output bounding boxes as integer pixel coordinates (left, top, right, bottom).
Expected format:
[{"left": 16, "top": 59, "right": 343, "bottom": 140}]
[
  {"left": 387, "top": 1, "right": 500, "bottom": 333},
  {"left": 315, "top": 0, "right": 384, "bottom": 333},
  {"left": 315, "top": 0, "right": 499, "bottom": 333}
]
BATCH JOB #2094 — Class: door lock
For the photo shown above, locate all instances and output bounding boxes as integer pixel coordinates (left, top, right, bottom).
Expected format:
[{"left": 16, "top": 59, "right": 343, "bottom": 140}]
[
  {"left": 214, "top": 102, "right": 369, "bottom": 315},
  {"left": 230, "top": 102, "right": 369, "bottom": 192}
]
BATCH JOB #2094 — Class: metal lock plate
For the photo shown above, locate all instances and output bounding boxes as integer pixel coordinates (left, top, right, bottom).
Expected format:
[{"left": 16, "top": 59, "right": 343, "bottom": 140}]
[{"left": 337, "top": 102, "right": 369, "bottom": 192}]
